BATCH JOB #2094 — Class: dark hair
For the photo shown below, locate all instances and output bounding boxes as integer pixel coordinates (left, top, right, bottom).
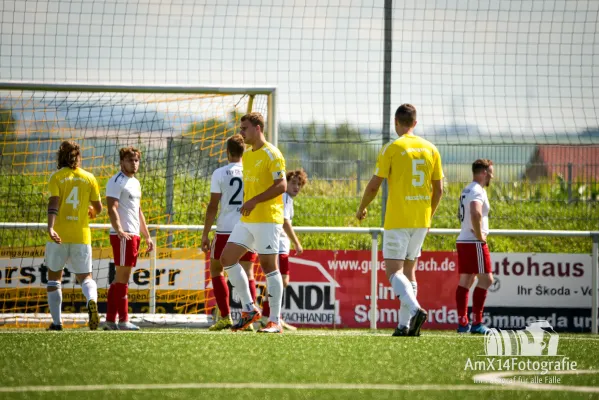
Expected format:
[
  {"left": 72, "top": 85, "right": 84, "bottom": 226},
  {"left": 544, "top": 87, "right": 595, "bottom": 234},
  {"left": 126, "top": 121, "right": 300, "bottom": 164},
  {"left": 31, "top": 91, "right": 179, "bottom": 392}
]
[
  {"left": 57, "top": 140, "right": 81, "bottom": 169},
  {"left": 395, "top": 104, "right": 417, "bottom": 127},
  {"left": 472, "top": 159, "right": 493, "bottom": 174},
  {"left": 240, "top": 112, "right": 265, "bottom": 131},
  {"left": 286, "top": 168, "right": 308, "bottom": 187},
  {"left": 119, "top": 146, "right": 141, "bottom": 161},
  {"left": 227, "top": 134, "right": 245, "bottom": 158}
]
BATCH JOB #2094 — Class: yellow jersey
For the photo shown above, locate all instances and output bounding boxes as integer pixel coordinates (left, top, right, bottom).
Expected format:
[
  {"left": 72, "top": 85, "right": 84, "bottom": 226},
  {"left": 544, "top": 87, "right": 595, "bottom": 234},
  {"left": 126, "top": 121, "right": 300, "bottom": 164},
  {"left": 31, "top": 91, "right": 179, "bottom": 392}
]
[
  {"left": 374, "top": 133, "right": 443, "bottom": 229},
  {"left": 241, "top": 142, "right": 286, "bottom": 224},
  {"left": 48, "top": 167, "right": 100, "bottom": 244}
]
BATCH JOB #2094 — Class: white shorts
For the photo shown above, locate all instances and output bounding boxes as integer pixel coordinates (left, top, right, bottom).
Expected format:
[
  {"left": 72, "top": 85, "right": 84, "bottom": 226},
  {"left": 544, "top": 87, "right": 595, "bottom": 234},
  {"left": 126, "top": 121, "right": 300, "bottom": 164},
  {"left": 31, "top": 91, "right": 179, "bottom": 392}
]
[
  {"left": 383, "top": 228, "right": 427, "bottom": 261},
  {"left": 45, "top": 242, "right": 92, "bottom": 274},
  {"left": 228, "top": 222, "right": 283, "bottom": 255}
]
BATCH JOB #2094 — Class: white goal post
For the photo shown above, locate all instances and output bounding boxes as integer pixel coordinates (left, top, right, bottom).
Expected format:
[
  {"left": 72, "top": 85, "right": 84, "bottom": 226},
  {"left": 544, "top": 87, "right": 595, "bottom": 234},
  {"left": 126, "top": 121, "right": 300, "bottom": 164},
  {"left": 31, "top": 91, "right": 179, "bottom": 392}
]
[{"left": 1, "top": 223, "right": 597, "bottom": 334}]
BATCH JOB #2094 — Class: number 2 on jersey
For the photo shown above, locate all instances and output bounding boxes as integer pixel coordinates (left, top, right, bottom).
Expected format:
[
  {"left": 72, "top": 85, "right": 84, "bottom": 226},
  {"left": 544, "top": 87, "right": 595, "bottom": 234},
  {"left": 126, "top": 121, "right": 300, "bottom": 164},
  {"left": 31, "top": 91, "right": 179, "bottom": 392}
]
[
  {"left": 229, "top": 177, "right": 243, "bottom": 205},
  {"left": 65, "top": 186, "right": 80, "bottom": 209}
]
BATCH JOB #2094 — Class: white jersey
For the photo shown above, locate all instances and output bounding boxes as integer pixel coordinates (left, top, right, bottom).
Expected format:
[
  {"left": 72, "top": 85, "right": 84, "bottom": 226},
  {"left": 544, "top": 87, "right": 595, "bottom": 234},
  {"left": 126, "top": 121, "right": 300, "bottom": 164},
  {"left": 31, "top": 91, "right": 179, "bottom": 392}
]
[
  {"left": 210, "top": 162, "right": 244, "bottom": 233},
  {"left": 457, "top": 181, "right": 490, "bottom": 242},
  {"left": 106, "top": 172, "right": 141, "bottom": 236},
  {"left": 279, "top": 192, "right": 294, "bottom": 254}
]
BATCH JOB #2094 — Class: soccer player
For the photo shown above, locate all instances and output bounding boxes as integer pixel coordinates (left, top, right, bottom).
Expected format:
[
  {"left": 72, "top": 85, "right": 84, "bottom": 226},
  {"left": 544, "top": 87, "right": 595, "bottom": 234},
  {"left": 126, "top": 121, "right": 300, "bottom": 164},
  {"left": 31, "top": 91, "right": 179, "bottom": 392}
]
[
  {"left": 455, "top": 159, "right": 494, "bottom": 334},
  {"left": 220, "top": 112, "right": 287, "bottom": 334},
  {"left": 356, "top": 104, "right": 444, "bottom": 337},
  {"left": 45, "top": 140, "right": 102, "bottom": 331},
  {"left": 105, "top": 147, "right": 154, "bottom": 331},
  {"left": 261, "top": 168, "right": 308, "bottom": 330},
  {"left": 201, "top": 134, "right": 259, "bottom": 331}
]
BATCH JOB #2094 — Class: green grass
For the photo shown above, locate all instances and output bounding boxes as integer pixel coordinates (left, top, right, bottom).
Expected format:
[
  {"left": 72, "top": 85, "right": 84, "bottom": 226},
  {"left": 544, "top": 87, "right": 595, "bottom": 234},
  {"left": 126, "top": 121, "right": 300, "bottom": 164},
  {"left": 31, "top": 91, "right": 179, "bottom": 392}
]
[
  {"left": 0, "top": 329, "right": 598, "bottom": 399},
  {"left": 0, "top": 173, "right": 597, "bottom": 253}
]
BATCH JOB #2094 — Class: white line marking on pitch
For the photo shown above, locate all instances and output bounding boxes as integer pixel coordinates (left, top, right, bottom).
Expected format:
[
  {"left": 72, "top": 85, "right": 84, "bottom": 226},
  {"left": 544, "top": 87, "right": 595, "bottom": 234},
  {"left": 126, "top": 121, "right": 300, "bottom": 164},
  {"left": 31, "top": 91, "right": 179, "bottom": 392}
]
[{"left": 473, "top": 369, "right": 599, "bottom": 393}]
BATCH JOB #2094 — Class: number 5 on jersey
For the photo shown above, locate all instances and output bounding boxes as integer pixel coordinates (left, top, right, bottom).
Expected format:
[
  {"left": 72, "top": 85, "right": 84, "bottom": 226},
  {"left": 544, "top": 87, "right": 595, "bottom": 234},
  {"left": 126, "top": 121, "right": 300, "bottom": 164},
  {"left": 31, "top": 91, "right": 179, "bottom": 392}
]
[{"left": 412, "top": 159, "right": 425, "bottom": 187}]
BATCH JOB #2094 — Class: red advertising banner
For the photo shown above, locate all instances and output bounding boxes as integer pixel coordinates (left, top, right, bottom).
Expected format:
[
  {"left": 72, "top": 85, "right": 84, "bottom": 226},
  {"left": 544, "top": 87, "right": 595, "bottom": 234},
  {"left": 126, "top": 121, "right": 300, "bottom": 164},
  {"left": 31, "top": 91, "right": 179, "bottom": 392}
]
[{"left": 282, "top": 250, "right": 460, "bottom": 329}]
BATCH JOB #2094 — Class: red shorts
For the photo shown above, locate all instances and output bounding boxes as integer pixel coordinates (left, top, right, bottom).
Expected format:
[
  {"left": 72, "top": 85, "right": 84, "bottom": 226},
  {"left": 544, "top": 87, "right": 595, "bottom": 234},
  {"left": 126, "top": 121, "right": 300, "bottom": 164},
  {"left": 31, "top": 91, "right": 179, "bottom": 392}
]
[
  {"left": 110, "top": 234, "right": 141, "bottom": 267},
  {"left": 279, "top": 253, "right": 290, "bottom": 276},
  {"left": 211, "top": 233, "right": 257, "bottom": 262},
  {"left": 456, "top": 241, "right": 492, "bottom": 274}
]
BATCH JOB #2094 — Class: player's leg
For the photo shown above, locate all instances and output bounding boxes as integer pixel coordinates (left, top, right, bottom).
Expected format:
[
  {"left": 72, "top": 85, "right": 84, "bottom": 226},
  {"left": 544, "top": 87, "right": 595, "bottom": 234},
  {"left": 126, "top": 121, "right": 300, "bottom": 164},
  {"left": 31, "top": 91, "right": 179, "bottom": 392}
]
[
  {"left": 401, "top": 229, "right": 428, "bottom": 336},
  {"left": 456, "top": 273, "right": 476, "bottom": 333},
  {"left": 278, "top": 253, "right": 296, "bottom": 331},
  {"left": 221, "top": 222, "right": 261, "bottom": 331},
  {"left": 398, "top": 256, "right": 418, "bottom": 333},
  {"left": 470, "top": 242, "right": 493, "bottom": 334},
  {"left": 45, "top": 241, "right": 66, "bottom": 330},
  {"left": 239, "top": 256, "right": 258, "bottom": 332},
  {"left": 256, "top": 224, "right": 284, "bottom": 334},
  {"left": 261, "top": 253, "right": 287, "bottom": 325},
  {"left": 69, "top": 243, "right": 99, "bottom": 331},
  {"left": 107, "top": 235, "right": 140, "bottom": 330},
  {"left": 208, "top": 234, "right": 233, "bottom": 330}
]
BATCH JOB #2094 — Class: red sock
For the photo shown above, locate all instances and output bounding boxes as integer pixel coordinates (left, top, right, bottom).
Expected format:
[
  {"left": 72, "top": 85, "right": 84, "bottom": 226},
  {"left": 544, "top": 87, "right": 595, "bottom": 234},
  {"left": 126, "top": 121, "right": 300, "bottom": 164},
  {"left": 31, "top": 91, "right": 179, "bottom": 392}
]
[
  {"left": 211, "top": 276, "right": 230, "bottom": 318},
  {"left": 113, "top": 283, "right": 128, "bottom": 323},
  {"left": 106, "top": 283, "right": 118, "bottom": 323},
  {"left": 472, "top": 287, "right": 488, "bottom": 325},
  {"left": 248, "top": 279, "right": 257, "bottom": 302},
  {"left": 262, "top": 299, "right": 270, "bottom": 317},
  {"left": 456, "top": 285, "right": 470, "bottom": 326}
]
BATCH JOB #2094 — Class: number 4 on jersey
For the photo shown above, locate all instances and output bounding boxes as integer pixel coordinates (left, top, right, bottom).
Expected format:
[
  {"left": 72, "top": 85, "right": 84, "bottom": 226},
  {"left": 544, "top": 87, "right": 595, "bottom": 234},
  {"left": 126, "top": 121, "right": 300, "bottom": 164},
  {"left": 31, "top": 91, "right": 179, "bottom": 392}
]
[{"left": 66, "top": 186, "right": 80, "bottom": 209}]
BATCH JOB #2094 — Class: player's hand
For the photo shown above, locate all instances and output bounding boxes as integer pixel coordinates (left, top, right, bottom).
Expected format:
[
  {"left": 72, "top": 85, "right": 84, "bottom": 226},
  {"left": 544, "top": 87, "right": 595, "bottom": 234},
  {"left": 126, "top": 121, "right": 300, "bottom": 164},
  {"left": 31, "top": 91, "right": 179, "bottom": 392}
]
[
  {"left": 356, "top": 208, "right": 367, "bottom": 221},
  {"left": 48, "top": 228, "right": 61, "bottom": 244},
  {"left": 145, "top": 237, "right": 154, "bottom": 253},
  {"left": 118, "top": 230, "right": 132, "bottom": 240},
  {"left": 240, "top": 199, "right": 257, "bottom": 216},
  {"left": 201, "top": 236, "right": 211, "bottom": 253},
  {"left": 88, "top": 205, "right": 97, "bottom": 219},
  {"left": 294, "top": 244, "right": 303, "bottom": 256}
]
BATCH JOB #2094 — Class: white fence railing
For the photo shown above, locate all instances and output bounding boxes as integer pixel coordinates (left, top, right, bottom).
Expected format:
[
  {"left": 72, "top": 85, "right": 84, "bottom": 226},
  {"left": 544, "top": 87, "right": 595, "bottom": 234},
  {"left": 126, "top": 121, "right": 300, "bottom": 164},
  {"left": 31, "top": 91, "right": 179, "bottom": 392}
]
[{"left": 1, "top": 223, "right": 598, "bottom": 334}]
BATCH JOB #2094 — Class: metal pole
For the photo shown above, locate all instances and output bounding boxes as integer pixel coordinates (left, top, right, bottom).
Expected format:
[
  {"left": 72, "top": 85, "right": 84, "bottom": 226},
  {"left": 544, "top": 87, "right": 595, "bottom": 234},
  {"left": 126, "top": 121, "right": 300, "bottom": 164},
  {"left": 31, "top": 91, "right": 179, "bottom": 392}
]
[
  {"left": 381, "top": 0, "right": 393, "bottom": 226},
  {"left": 165, "top": 138, "right": 175, "bottom": 248},
  {"left": 370, "top": 231, "right": 379, "bottom": 330},
  {"left": 149, "top": 230, "right": 157, "bottom": 314},
  {"left": 592, "top": 233, "right": 598, "bottom": 334},
  {"left": 567, "top": 162, "right": 573, "bottom": 203},
  {"left": 356, "top": 159, "right": 362, "bottom": 195}
]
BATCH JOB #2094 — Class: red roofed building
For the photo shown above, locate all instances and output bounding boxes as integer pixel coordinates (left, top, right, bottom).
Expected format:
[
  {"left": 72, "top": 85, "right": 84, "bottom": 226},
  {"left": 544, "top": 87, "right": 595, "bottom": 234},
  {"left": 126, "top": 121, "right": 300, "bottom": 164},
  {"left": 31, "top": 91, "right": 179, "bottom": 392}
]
[{"left": 525, "top": 145, "right": 599, "bottom": 182}]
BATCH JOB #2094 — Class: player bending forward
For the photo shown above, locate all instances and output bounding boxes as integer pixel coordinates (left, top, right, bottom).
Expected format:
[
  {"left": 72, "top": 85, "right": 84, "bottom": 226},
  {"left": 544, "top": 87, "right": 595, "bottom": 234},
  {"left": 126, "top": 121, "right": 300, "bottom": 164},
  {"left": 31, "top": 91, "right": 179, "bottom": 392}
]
[
  {"left": 105, "top": 147, "right": 154, "bottom": 331},
  {"left": 201, "top": 134, "right": 259, "bottom": 331},
  {"left": 260, "top": 168, "right": 308, "bottom": 330},
  {"left": 220, "top": 112, "right": 287, "bottom": 334},
  {"left": 455, "top": 159, "right": 495, "bottom": 334},
  {"left": 45, "top": 140, "right": 102, "bottom": 331}
]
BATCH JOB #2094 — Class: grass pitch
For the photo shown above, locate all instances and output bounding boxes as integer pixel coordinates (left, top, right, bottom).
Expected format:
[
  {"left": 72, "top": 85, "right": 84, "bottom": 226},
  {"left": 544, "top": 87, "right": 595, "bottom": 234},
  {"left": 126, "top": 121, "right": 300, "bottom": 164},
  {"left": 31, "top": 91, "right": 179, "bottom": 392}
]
[{"left": 1, "top": 329, "right": 598, "bottom": 400}]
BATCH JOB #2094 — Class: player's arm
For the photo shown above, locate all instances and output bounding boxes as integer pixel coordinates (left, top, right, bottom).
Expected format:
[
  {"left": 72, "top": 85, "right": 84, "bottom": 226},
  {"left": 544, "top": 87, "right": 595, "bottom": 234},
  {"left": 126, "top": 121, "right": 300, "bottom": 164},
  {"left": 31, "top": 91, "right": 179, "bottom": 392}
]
[
  {"left": 139, "top": 207, "right": 154, "bottom": 252},
  {"left": 201, "top": 193, "right": 221, "bottom": 253},
  {"left": 469, "top": 200, "right": 486, "bottom": 242},
  {"left": 47, "top": 196, "right": 61, "bottom": 243},
  {"left": 356, "top": 175, "right": 384, "bottom": 221},
  {"left": 283, "top": 218, "right": 303, "bottom": 255},
  {"left": 240, "top": 178, "right": 286, "bottom": 217},
  {"left": 107, "top": 197, "right": 131, "bottom": 240},
  {"left": 430, "top": 179, "right": 444, "bottom": 218},
  {"left": 89, "top": 176, "right": 103, "bottom": 215}
]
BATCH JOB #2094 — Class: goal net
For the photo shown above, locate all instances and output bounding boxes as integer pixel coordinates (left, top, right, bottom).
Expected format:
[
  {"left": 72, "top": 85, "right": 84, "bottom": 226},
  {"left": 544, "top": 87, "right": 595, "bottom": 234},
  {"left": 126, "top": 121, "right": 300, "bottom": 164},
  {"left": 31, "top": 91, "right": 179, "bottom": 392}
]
[{"left": 0, "top": 82, "right": 276, "bottom": 328}]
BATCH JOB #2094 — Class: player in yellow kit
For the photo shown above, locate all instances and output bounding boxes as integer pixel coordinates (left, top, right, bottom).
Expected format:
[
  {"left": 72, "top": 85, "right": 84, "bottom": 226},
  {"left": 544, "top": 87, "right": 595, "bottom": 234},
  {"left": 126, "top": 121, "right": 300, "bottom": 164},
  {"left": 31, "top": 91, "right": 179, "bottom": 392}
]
[
  {"left": 220, "top": 112, "right": 287, "bottom": 334},
  {"left": 357, "top": 104, "right": 444, "bottom": 337},
  {"left": 45, "top": 140, "right": 103, "bottom": 330}
]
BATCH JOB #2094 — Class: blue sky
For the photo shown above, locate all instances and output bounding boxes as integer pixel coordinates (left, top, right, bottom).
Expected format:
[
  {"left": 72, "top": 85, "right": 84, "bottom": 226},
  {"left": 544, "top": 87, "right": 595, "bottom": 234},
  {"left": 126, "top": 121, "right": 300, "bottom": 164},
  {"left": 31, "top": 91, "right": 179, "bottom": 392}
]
[{"left": 1, "top": 0, "right": 598, "bottom": 143}]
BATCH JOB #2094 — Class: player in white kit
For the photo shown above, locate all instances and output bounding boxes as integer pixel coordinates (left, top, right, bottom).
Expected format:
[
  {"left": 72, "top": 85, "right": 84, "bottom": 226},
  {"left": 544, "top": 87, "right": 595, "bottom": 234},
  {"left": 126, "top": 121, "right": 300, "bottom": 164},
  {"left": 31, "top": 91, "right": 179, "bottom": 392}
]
[
  {"left": 201, "top": 134, "right": 258, "bottom": 331},
  {"left": 105, "top": 147, "right": 153, "bottom": 331},
  {"left": 455, "top": 159, "right": 494, "bottom": 334}
]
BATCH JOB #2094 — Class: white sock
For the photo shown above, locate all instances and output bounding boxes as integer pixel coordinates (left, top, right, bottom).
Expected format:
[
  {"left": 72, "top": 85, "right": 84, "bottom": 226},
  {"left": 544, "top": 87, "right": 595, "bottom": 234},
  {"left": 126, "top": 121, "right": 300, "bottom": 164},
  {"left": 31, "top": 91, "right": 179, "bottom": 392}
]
[
  {"left": 399, "top": 281, "right": 418, "bottom": 328},
  {"left": 390, "top": 272, "right": 420, "bottom": 328},
  {"left": 80, "top": 277, "right": 98, "bottom": 304},
  {"left": 224, "top": 263, "right": 254, "bottom": 312},
  {"left": 265, "top": 270, "right": 283, "bottom": 324},
  {"left": 47, "top": 289, "right": 62, "bottom": 325}
]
